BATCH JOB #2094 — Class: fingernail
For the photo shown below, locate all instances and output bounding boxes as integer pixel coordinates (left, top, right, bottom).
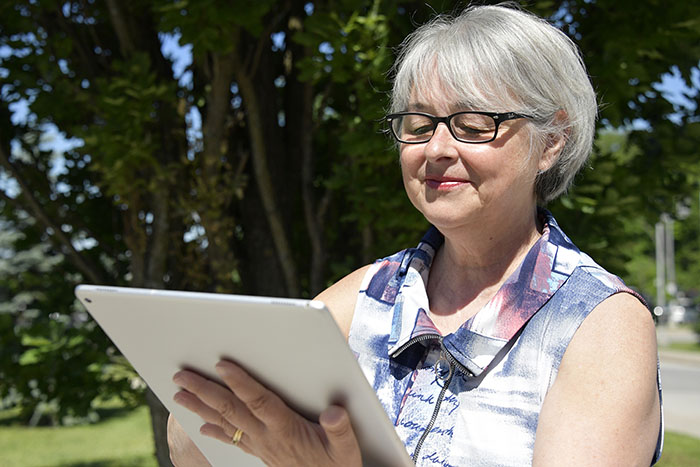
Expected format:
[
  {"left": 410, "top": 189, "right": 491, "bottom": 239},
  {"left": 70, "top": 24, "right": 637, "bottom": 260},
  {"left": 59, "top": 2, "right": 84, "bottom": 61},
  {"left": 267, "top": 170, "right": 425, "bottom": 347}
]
[
  {"left": 320, "top": 405, "right": 345, "bottom": 427},
  {"left": 215, "top": 360, "right": 235, "bottom": 372}
]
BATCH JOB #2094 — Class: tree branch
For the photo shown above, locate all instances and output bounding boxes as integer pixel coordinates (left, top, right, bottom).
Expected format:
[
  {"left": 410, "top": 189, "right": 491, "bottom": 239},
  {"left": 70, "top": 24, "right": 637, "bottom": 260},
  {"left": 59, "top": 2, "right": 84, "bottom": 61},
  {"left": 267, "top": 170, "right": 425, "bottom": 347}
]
[
  {"left": 44, "top": 10, "right": 97, "bottom": 79},
  {"left": 244, "top": 6, "right": 291, "bottom": 77},
  {"left": 145, "top": 186, "right": 170, "bottom": 288},
  {"left": 236, "top": 70, "right": 300, "bottom": 296},
  {"left": 105, "top": 0, "right": 135, "bottom": 57},
  {"left": 194, "top": 52, "right": 239, "bottom": 288},
  {"left": 299, "top": 81, "right": 326, "bottom": 295},
  {"left": 0, "top": 146, "right": 107, "bottom": 284}
]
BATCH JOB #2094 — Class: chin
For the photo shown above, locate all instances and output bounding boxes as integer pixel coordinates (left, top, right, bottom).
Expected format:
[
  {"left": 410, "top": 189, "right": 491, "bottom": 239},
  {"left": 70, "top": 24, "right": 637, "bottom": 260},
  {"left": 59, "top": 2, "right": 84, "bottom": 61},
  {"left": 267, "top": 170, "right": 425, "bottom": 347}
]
[{"left": 419, "top": 208, "right": 477, "bottom": 230}]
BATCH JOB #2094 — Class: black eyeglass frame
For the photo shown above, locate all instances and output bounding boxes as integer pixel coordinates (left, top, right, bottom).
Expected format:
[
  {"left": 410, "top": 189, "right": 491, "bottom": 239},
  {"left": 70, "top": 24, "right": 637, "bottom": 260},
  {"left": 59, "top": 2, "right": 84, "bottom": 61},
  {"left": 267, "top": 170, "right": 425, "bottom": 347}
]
[{"left": 385, "top": 110, "right": 533, "bottom": 144}]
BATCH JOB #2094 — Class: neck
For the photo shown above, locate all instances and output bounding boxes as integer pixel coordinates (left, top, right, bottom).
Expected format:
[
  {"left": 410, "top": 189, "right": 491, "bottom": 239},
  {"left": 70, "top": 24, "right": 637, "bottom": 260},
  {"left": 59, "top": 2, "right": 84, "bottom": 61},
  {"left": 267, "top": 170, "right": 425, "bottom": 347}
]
[{"left": 426, "top": 206, "right": 542, "bottom": 325}]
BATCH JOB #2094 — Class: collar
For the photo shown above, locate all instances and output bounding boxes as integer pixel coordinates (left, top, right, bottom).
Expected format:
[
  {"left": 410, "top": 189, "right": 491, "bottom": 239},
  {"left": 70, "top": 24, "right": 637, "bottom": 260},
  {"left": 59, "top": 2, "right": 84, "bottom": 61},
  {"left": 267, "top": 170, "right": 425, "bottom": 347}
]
[{"left": 387, "top": 209, "right": 581, "bottom": 376}]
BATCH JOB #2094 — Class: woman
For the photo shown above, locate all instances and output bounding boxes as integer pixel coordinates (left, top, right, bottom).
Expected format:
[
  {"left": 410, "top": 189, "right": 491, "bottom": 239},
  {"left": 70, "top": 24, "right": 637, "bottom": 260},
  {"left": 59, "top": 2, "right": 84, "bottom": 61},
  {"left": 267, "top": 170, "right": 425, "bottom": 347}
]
[{"left": 168, "top": 4, "right": 663, "bottom": 466}]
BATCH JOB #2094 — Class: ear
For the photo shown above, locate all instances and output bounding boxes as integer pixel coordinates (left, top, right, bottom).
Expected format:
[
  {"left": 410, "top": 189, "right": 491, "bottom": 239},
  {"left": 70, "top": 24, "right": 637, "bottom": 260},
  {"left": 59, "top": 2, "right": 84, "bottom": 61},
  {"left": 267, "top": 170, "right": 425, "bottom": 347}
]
[{"left": 538, "top": 110, "right": 569, "bottom": 172}]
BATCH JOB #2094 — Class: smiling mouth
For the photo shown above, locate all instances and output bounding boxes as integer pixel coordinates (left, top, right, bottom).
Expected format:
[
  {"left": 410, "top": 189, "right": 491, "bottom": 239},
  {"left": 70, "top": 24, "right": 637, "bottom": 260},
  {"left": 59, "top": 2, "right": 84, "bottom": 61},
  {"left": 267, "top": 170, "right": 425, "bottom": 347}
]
[{"left": 424, "top": 177, "right": 469, "bottom": 190}]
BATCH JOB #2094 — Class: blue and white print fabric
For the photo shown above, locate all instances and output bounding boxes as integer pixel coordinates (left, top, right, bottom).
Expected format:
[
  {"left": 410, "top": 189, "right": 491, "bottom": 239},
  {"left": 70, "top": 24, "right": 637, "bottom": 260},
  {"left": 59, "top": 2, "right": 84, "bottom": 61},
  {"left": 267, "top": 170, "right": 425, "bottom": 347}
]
[{"left": 348, "top": 210, "right": 663, "bottom": 466}]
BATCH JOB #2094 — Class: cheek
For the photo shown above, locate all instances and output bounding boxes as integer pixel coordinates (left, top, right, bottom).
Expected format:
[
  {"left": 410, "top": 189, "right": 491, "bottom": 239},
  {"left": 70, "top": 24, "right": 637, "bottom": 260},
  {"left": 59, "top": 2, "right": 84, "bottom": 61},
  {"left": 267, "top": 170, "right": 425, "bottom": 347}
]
[
  {"left": 399, "top": 148, "right": 422, "bottom": 178},
  {"left": 398, "top": 152, "right": 423, "bottom": 204},
  {"left": 399, "top": 158, "right": 415, "bottom": 195}
]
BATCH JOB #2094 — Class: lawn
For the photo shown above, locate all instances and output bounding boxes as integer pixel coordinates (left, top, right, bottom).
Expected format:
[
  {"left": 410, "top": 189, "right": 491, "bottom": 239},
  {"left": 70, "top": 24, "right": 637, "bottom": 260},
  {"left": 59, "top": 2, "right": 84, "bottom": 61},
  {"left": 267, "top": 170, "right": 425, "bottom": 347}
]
[
  {"left": 0, "top": 405, "right": 157, "bottom": 467},
  {"left": 657, "top": 431, "right": 700, "bottom": 467},
  {"left": 665, "top": 341, "right": 700, "bottom": 353},
  {"left": 0, "top": 405, "right": 698, "bottom": 466}
]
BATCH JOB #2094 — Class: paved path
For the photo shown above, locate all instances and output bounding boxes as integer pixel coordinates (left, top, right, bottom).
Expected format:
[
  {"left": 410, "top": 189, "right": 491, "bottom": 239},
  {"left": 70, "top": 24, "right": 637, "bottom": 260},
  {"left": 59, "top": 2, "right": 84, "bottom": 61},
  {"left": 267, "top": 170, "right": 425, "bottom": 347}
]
[
  {"left": 657, "top": 325, "right": 699, "bottom": 347},
  {"left": 657, "top": 326, "right": 700, "bottom": 439},
  {"left": 659, "top": 358, "right": 700, "bottom": 439}
]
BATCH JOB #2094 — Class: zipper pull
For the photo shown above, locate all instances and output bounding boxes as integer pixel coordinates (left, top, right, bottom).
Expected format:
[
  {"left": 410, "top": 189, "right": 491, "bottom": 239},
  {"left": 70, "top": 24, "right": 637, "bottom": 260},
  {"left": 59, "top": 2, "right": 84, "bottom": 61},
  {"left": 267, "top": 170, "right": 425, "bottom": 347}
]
[{"left": 435, "top": 349, "right": 453, "bottom": 382}]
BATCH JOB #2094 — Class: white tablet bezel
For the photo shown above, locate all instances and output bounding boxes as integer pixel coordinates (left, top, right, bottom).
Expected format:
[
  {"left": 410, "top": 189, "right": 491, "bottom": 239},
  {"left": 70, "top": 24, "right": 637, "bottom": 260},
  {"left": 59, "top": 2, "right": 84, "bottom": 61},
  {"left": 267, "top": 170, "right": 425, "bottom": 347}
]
[{"left": 75, "top": 285, "right": 412, "bottom": 467}]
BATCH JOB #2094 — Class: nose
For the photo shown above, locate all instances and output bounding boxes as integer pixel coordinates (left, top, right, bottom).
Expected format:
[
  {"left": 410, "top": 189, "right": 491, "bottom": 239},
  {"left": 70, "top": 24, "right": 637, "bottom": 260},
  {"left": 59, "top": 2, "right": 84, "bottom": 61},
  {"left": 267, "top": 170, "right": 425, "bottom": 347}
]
[{"left": 423, "top": 122, "right": 458, "bottom": 161}]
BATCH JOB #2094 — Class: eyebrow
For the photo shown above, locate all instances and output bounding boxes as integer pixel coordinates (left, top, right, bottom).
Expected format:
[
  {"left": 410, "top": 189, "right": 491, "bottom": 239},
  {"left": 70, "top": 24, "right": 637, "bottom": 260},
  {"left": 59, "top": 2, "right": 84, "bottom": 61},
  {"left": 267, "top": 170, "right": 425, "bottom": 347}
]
[
  {"left": 405, "top": 102, "right": 431, "bottom": 112},
  {"left": 405, "top": 102, "right": 481, "bottom": 113}
]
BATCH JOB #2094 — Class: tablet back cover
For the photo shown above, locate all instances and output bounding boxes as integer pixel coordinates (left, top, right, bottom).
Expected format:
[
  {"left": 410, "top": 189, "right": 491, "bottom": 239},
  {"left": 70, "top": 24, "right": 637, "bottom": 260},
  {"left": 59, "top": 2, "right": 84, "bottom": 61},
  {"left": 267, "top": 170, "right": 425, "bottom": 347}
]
[{"left": 75, "top": 285, "right": 412, "bottom": 467}]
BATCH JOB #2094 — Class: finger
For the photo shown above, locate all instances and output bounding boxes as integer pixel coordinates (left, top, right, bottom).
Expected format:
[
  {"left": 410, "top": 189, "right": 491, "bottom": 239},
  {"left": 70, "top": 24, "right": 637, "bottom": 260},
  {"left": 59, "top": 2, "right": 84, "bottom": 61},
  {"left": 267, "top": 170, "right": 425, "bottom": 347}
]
[
  {"left": 319, "top": 405, "right": 362, "bottom": 465},
  {"left": 173, "top": 370, "right": 264, "bottom": 435},
  {"left": 200, "top": 422, "right": 238, "bottom": 445},
  {"left": 173, "top": 390, "right": 238, "bottom": 434},
  {"left": 200, "top": 424, "right": 255, "bottom": 456},
  {"left": 215, "top": 360, "right": 291, "bottom": 430}
]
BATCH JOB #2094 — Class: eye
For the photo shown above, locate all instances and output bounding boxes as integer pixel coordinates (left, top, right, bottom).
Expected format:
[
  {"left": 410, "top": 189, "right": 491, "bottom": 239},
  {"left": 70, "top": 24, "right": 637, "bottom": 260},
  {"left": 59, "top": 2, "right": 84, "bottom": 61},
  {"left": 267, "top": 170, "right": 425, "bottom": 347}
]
[
  {"left": 451, "top": 113, "right": 495, "bottom": 139},
  {"left": 403, "top": 115, "right": 434, "bottom": 135},
  {"left": 454, "top": 123, "right": 488, "bottom": 134},
  {"left": 410, "top": 124, "right": 433, "bottom": 135}
]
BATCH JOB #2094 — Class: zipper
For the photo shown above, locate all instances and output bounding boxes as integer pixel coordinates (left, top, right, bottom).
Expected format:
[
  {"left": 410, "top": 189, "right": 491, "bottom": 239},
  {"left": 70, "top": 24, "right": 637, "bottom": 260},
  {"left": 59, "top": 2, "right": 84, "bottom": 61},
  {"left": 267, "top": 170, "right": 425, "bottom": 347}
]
[
  {"left": 391, "top": 333, "right": 441, "bottom": 358},
  {"left": 441, "top": 342, "right": 473, "bottom": 377},
  {"left": 393, "top": 333, "right": 473, "bottom": 376},
  {"left": 412, "top": 347, "right": 454, "bottom": 463},
  {"left": 408, "top": 339, "right": 474, "bottom": 464}
]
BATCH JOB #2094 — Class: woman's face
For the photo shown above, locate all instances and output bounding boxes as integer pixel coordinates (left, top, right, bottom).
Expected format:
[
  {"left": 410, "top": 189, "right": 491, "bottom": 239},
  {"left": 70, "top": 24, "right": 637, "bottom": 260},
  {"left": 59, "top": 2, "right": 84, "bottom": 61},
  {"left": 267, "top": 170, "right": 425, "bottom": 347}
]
[{"left": 399, "top": 97, "right": 547, "bottom": 234}]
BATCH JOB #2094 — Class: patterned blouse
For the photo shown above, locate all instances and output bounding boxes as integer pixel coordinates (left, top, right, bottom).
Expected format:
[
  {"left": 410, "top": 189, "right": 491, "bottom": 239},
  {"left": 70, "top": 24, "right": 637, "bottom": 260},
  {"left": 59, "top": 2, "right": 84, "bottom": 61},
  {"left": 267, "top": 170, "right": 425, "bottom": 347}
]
[{"left": 348, "top": 210, "right": 663, "bottom": 466}]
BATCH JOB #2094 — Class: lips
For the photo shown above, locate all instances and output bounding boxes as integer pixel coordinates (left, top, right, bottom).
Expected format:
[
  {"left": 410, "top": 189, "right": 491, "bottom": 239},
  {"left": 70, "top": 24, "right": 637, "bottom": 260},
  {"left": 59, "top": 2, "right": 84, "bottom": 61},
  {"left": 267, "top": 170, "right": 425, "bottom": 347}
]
[{"left": 424, "top": 175, "right": 470, "bottom": 190}]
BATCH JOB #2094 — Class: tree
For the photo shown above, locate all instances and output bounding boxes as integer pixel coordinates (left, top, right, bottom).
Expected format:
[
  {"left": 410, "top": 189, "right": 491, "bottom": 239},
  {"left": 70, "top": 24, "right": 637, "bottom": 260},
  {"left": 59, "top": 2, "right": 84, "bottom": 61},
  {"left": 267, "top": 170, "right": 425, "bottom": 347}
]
[
  {"left": 1, "top": 0, "right": 698, "bottom": 465},
  {"left": 0, "top": 1, "right": 421, "bottom": 463}
]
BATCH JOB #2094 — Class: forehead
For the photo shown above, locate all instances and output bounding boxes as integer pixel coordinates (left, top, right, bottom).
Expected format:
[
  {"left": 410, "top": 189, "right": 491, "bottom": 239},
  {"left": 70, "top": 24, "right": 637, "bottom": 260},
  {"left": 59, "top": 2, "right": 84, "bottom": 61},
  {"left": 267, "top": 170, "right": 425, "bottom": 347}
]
[{"left": 404, "top": 68, "right": 512, "bottom": 114}]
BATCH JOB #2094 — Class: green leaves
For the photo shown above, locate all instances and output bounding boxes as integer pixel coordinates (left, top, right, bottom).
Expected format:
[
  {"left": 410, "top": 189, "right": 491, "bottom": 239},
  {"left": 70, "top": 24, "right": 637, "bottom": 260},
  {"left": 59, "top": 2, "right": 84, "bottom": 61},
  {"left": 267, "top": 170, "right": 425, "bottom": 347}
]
[
  {"left": 19, "top": 334, "right": 85, "bottom": 366},
  {"left": 294, "top": 2, "right": 392, "bottom": 85},
  {"left": 157, "top": 0, "right": 276, "bottom": 56},
  {"left": 1, "top": 0, "right": 699, "bottom": 431}
]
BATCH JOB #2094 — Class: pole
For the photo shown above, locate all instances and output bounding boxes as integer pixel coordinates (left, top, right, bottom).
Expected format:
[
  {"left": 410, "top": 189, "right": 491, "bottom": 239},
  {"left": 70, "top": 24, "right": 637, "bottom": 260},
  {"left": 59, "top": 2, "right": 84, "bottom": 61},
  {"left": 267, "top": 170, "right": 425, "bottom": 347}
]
[
  {"left": 664, "top": 213, "right": 676, "bottom": 297},
  {"left": 655, "top": 220, "right": 666, "bottom": 310}
]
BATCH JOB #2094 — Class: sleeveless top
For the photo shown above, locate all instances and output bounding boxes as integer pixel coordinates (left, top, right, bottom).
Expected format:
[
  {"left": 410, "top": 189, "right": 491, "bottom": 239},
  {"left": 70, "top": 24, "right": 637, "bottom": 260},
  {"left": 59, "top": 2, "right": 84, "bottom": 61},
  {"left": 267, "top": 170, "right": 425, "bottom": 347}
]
[{"left": 348, "top": 210, "right": 663, "bottom": 466}]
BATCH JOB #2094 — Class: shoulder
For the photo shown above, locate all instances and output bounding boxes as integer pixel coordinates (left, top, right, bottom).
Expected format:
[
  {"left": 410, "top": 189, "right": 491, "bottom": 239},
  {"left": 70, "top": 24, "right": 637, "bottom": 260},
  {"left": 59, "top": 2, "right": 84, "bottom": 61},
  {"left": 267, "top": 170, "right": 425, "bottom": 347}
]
[
  {"left": 534, "top": 292, "right": 660, "bottom": 465},
  {"left": 559, "top": 292, "right": 657, "bottom": 398},
  {"left": 314, "top": 264, "right": 373, "bottom": 340},
  {"left": 568, "top": 292, "right": 655, "bottom": 359}
]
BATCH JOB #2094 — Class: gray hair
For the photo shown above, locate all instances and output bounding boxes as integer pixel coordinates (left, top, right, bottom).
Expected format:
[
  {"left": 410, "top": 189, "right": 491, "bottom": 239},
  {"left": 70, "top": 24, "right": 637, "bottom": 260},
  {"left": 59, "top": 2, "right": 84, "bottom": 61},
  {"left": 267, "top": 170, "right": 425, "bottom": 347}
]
[{"left": 390, "top": 3, "right": 598, "bottom": 204}]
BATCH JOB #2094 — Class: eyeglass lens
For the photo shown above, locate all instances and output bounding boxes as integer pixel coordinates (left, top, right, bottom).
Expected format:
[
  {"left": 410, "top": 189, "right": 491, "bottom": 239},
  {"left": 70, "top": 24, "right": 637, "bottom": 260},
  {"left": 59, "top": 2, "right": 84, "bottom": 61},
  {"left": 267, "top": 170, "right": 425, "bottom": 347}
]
[{"left": 392, "top": 113, "right": 497, "bottom": 143}]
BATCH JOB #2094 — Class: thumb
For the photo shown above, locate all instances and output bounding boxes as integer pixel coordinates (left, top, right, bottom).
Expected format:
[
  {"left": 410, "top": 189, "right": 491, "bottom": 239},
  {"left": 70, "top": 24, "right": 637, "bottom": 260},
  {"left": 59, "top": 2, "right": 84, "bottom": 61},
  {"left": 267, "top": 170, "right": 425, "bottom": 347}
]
[{"left": 319, "top": 405, "right": 362, "bottom": 466}]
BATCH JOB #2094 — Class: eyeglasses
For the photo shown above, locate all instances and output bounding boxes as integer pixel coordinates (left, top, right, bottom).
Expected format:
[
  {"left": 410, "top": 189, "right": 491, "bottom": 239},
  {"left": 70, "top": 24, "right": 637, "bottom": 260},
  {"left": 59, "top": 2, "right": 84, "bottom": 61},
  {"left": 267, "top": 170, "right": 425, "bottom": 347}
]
[{"left": 385, "top": 111, "right": 533, "bottom": 144}]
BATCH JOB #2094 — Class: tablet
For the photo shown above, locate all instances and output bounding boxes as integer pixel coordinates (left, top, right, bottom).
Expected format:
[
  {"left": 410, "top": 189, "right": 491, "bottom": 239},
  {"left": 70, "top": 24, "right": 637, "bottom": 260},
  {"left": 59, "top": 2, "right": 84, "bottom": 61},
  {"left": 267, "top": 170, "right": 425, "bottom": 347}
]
[{"left": 75, "top": 285, "right": 412, "bottom": 467}]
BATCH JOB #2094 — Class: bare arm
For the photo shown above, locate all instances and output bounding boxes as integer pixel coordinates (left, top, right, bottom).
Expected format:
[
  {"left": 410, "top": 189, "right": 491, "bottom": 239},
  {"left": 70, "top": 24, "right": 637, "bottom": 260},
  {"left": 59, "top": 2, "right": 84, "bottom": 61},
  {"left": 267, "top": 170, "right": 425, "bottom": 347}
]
[
  {"left": 314, "top": 264, "right": 371, "bottom": 339},
  {"left": 533, "top": 292, "right": 660, "bottom": 466}
]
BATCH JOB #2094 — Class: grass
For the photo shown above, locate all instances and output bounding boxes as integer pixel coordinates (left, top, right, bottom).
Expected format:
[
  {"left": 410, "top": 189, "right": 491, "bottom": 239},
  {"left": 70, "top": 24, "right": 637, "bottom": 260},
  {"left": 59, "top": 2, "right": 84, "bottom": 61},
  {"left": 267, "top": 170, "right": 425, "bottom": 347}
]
[
  {"left": 664, "top": 341, "right": 700, "bottom": 353},
  {"left": 0, "top": 405, "right": 157, "bottom": 467},
  {"left": 657, "top": 431, "right": 700, "bottom": 466},
  {"left": 0, "top": 405, "right": 699, "bottom": 466}
]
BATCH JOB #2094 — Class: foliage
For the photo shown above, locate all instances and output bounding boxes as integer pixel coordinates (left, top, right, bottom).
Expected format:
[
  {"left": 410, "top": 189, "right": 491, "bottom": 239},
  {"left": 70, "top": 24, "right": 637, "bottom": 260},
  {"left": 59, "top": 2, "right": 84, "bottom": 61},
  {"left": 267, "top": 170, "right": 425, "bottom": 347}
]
[
  {"left": 0, "top": 216, "right": 142, "bottom": 425},
  {"left": 0, "top": 0, "right": 699, "bottom": 464},
  {"left": 675, "top": 194, "right": 700, "bottom": 306}
]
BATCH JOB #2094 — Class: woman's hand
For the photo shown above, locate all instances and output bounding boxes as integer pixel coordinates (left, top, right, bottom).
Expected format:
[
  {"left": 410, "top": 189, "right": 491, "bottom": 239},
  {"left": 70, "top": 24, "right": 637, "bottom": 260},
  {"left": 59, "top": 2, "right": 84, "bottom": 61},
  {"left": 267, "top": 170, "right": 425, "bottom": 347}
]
[
  {"left": 171, "top": 360, "right": 362, "bottom": 467},
  {"left": 167, "top": 414, "right": 212, "bottom": 466}
]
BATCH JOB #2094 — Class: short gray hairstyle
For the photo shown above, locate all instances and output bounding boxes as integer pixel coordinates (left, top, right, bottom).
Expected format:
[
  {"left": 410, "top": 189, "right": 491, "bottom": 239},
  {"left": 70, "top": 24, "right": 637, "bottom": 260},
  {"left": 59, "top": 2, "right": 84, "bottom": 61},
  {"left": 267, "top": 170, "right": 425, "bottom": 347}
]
[{"left": 390, "top": 3, "right": 598, "bottom": 204}]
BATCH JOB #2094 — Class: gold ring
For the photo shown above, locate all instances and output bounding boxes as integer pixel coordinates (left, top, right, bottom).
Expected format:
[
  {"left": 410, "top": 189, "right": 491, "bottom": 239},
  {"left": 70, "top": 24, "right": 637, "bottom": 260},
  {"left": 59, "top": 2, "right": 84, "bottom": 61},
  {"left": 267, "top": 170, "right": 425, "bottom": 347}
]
[{"left": 231, "top": 428, "right": 244, "bottom": 446}]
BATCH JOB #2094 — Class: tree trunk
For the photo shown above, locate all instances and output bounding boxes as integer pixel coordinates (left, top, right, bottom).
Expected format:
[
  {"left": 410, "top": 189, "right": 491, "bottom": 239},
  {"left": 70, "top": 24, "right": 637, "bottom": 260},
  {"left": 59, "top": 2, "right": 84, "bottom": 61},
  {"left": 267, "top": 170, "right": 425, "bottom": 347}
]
[
  {"left": 236, "top": 70, "right": 300, "bottom": 297},
  {"left": 197, "top": 52, "right": 239, "bottom": 289},
  {"left": 146, "top": 388, "right": 174, "bottom": 467},
  {"left": 299, "top": 81, "right": 327, "bottom": 296}
]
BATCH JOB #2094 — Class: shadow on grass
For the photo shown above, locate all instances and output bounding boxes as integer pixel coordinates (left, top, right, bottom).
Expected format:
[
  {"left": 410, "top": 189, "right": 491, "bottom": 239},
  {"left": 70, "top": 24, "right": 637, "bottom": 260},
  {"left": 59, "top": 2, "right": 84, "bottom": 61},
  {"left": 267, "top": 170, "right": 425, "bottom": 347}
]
[{"left": 93, "top": 404, "right": 141, "bottom": 420}]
